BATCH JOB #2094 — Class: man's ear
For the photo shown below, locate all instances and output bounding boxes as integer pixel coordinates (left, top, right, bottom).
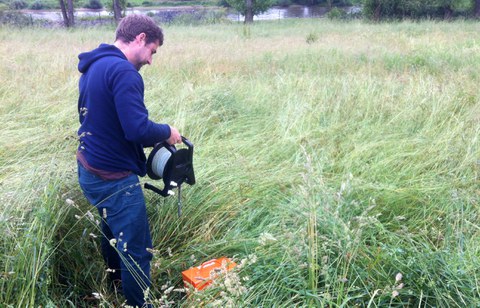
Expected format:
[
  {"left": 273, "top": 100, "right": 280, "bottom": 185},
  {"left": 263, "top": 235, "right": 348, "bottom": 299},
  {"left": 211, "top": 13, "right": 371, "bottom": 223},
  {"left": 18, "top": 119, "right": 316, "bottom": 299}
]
[{"left": 137, "top": 32, "right": 147, "bottom": 44}]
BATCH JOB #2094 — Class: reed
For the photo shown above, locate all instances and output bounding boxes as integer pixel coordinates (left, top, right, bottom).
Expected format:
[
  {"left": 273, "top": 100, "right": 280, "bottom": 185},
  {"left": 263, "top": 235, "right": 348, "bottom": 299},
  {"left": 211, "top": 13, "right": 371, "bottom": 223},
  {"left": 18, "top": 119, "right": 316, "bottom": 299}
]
[{"left": 0, "top": 19, "right": 479, "bottom": 306}]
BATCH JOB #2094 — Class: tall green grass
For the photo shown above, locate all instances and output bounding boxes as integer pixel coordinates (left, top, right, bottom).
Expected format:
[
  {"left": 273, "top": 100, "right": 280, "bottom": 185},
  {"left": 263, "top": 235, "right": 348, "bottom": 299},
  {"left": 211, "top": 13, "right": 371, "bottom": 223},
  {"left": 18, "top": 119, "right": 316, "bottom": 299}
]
[{"left": 0, "top": 19, "right": 479, "bottom": 306}]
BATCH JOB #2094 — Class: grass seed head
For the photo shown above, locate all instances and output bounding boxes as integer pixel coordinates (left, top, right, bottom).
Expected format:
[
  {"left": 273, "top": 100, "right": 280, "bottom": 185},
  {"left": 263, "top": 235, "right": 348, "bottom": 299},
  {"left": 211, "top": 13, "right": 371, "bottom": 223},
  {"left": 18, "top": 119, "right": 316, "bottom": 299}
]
[{"left": 86, "top": 211, "right": 95, "bottom": 222}]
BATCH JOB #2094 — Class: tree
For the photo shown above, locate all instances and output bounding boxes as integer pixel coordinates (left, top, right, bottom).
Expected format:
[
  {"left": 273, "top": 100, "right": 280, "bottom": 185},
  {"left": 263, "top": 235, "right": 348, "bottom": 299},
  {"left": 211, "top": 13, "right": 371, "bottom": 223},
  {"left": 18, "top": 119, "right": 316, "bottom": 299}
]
[
  {"left": 59, "top": 0, "right": 74, "bottom": 27},
  {"left": 362, "top": 0, "right": 396, "bottom": 20},
  {"left": 245, "top": 0, "right": 253, "bottom": 23},
  {"left": 434, "top": 0, "right": 457, "bottom": 19},
  {"left": 226, "top": 0, "right": 275, "bottom": 23},
  {"left": 113, "top": 0, "right": 123, "bottom": 22},
  {"left": 67, "top": 0, "right": 74, "bottom": 25},
  {"left": 363, "top": 0, "right": 471, "bottom": 20}
]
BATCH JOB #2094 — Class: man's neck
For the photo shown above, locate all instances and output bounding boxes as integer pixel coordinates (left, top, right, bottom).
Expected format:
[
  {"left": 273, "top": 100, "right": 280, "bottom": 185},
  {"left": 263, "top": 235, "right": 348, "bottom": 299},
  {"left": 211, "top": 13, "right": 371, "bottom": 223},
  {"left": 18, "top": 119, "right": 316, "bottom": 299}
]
[{"left": 114, "top": 40, "right": 132, "bottom": 62}]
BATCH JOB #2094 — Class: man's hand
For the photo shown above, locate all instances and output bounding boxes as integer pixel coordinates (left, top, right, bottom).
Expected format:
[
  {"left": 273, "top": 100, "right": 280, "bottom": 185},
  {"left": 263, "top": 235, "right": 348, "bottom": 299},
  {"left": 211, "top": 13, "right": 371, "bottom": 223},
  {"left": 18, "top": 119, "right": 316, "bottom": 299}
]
[{"left": 167, "top": 126, "right": 182, "bottom": 145}]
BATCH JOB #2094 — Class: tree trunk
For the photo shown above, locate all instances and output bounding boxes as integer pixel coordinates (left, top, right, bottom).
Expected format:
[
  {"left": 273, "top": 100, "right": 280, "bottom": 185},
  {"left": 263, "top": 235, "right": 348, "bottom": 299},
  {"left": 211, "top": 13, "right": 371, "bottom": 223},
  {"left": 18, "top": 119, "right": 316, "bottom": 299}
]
[
  {"left": 59, "top": 0, "right": 71, "bottom": 27},
  {"left": 374, "top": 3, "right": 381, "bottom": 21},
  {"left": 113, "top": 0, "right": 123, "bottom": 22},
  {"left": 443, "top": 5, "right": 452, "bottom": 20},
  {"left": 244, "top": 0, "right": 253, "bottom": 23},
  {"left": 67, "top": 0, "right": 74, "bottom": 26},
  {"left": 475, "top": 0, "right": 480, "bottom": 18}
]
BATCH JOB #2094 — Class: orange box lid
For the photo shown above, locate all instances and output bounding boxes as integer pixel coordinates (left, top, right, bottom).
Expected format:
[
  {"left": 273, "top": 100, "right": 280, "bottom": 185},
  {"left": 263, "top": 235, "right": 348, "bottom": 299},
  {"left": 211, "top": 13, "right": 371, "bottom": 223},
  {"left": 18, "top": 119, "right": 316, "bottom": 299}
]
[{"left": 182, "top": 257, "right": 236, "bottom": 290}]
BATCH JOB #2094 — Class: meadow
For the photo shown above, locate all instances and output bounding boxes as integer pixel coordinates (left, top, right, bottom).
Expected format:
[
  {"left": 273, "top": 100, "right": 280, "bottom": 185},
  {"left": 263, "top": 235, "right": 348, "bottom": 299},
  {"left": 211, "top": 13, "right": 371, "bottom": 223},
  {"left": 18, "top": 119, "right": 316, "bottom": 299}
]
[{"left": 0, "top": 18, "right": 479, "bottom": 307}]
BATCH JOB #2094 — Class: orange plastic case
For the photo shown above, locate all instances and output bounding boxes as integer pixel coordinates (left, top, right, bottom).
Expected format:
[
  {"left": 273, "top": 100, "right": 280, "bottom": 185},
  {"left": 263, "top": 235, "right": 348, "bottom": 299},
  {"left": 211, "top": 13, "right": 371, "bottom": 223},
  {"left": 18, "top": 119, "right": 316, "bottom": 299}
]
[{"left": 182, "top": 257, "right": 236, "bottom": 290}]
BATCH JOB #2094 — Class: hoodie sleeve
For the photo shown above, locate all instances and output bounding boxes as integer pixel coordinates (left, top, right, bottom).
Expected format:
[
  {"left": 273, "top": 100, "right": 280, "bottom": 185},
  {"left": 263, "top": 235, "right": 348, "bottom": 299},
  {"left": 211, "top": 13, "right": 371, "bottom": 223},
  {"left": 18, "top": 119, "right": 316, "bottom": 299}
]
[{"left": 110, "top": 65, "right": 171, "bottom": 146}]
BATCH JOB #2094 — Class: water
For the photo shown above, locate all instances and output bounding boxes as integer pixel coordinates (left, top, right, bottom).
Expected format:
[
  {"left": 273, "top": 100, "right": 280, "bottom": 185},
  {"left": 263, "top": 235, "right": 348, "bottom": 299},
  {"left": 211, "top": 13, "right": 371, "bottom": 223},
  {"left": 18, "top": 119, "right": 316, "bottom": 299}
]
[
  {"left": 227, "top": 5, "right": 329, "bottom": 21},
  {"left": 20, "top": 5, "right": 349, "bottom": 23}
]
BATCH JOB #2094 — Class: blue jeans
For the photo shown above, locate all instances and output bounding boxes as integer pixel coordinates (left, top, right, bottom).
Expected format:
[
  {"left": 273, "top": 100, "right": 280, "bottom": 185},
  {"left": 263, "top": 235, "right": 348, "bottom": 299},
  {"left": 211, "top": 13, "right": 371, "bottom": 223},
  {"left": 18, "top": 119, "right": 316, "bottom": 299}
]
[{"left": 78, "top": 163, "right": 152, "bottom": 307}]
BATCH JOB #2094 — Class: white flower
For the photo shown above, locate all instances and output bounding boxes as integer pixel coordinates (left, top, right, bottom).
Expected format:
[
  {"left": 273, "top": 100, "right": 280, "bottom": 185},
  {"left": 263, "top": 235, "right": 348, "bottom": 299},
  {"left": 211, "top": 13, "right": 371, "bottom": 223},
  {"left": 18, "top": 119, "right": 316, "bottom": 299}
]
[
  {"left": 258, "top": 232, "right": 277, "bottom": 246},
  {"left": 86, "top": 211, "right": 95, "bottom": 222},
  {"left": 164, "top": 286, "right": 174, "bottom": 295},
  {"left": 109, "top": 238, "right": 117, "bottom": 247},
  {"left": 143, "top": 287, "right": 150, "bottom": 301},
  {"left": 146, "top": 248, "right": 159, "bottom": 254},
  {"left": 395, "top": 272, "right": 403, "bottom": 282}
]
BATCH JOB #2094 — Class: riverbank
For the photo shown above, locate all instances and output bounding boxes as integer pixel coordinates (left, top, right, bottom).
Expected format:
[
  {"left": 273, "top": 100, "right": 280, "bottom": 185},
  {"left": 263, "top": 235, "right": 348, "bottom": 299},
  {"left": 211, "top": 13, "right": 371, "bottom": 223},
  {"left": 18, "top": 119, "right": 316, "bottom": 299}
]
[{"left": 5, "top": 5, "right": 360, "bottom": 27}]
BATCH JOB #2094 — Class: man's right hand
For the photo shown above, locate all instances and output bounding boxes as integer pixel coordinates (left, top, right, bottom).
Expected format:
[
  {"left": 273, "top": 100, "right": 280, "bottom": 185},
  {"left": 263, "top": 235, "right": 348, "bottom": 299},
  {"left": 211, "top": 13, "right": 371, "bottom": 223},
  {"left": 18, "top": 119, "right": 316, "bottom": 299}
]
[{"left": 167, "top": 126, "right": 182, "bottom": 145}]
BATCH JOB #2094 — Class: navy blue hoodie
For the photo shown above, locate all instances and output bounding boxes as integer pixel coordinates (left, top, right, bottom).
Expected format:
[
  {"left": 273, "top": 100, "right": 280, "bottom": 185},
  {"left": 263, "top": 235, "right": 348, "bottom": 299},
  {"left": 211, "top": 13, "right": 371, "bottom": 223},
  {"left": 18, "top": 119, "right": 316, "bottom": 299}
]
[{"left": 77, "top": 44, "right": 171, "bottom": 176}]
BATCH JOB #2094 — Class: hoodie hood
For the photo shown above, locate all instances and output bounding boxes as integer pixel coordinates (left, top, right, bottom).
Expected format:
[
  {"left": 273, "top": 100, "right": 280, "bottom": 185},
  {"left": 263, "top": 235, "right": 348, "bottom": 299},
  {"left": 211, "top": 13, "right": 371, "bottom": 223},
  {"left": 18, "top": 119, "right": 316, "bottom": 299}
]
[{"left": 78, "top": 44, "right": 126, "bottom": 73}]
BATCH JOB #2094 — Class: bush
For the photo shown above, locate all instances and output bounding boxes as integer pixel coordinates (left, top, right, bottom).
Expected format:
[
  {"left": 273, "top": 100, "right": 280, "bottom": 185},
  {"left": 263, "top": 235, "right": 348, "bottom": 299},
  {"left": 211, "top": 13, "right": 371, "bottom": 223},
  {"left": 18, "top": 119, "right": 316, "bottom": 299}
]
[
  {"left": 30, "top": 1, "right": 47, "bottom": 9},
  {"left": 84, "top": 0, "right": 103, "bottom": 9},
  {"left": 305, "top": 32, "right": 318, "bottom": 44},
  {"left": 274, "top": 0, "right": 291, "bottom": 7},
  {"left": 327, "top": 7, "right": 347, "bottom": 19},
  {"left": 217, "top": 0, "right": 230, "bottom": 7},
  {"left": 363, "top": 0, "right": 472, "bottom": 20},
  {"left": 10, "top": 0, "right": 28, "bottom": 9},
  {"left": 0, "top": 10, "right": 32, "bottom": 26},
  {"left": 167, "top": 9, "right": 227, "bottom": 25}
]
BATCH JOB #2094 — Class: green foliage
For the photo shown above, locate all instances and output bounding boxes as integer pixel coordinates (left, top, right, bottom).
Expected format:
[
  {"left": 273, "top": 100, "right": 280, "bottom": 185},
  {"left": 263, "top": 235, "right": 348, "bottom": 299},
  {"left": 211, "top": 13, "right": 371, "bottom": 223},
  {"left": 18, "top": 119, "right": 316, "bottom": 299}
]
[
  {"left": 83, "top": 0, "right": 103, "bottom": 9},
  {"left": 363, "top": 0, "right": 473, "bottom": 20},
  {"left": 274, "top": 0, "right": 292, "bottom": 7},
  {"left": 0, "top": 10, "right": 33, "bottom": 25},
  {"left": 167, "top": 9, "right": 228, "bottom": 25},
  {"left": 29, "top": 0, "right": 51, "bottom": 9},
  {"left": 305, "top": 31, "right": 318, "bottom": 43},
  {"left": 327, "top": 6, "right": 347, "bottom": 19},
  {"left": 225, "top": 0, "right": 275, "bottom": 16},
  {"left": 9, "top": 0, "right": 28, "bottom": 9}
]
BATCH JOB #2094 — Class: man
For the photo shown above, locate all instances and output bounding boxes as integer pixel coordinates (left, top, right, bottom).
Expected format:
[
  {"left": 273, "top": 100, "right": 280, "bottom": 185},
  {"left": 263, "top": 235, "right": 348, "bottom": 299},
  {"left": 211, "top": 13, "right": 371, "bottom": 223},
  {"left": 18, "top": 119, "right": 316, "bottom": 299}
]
[{"left": 76, "top": 14, "right": 181, "bottom": 307}]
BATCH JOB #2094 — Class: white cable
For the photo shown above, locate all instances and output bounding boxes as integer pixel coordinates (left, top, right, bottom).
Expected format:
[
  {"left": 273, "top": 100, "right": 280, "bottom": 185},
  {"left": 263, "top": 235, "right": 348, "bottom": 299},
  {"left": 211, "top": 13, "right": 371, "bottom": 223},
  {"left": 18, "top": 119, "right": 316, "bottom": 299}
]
[{"left": 151, "top": 147, "right": 171, "bottom": 179}]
